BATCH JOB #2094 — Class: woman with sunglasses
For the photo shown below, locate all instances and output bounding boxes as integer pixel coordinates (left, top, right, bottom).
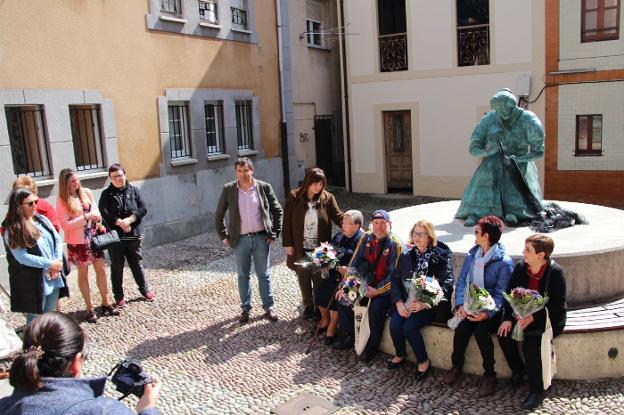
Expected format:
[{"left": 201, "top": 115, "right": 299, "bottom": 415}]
[
  {"left": 0, "top": 312, "right": 162, "bottom": 414},
  {"left": 388, "top": 219, "right": 454, "bottom": 381},
  {"left": 56, "top": 168, "right": 118, "bottom": 323},
  {"left": 1, "top": 189, "right": 65, "bottom": 324}
]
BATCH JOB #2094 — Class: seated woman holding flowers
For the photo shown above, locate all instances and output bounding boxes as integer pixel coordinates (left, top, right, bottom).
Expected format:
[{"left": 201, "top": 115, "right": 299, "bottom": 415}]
[
  {"left": 442, "top": 215, "right": 513, "bottom": 397},
  {"left": 497, "top": 234, "right": 566, "bottom": 410},
  {"left": 388, "top": 219, "right": 454, "bottom": 381}
]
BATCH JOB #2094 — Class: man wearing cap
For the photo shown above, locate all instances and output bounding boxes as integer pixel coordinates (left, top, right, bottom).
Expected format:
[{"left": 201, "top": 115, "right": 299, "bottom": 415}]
[
  {"left": 215, "top": 157, "right": 283, "bottom": 324},
  {"left": 332, "top": 209, "right": 404, "bottom": 361}
]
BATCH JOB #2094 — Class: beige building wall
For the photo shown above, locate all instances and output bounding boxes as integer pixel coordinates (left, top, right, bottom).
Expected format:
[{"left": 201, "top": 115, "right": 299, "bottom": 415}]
[
  {"left": 342, "top": 0, "right": 545, "bottom": 197},
  {"left": 0, "top": 0, "right": 281, "bottom": 182}
]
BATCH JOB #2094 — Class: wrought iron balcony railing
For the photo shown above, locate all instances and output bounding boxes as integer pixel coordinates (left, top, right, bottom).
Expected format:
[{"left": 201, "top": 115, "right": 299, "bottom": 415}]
[
  {"left": 457, "top": 24, "right": 490, "bottom": 67},
  {"left": 379, "top": 33, "right": 408, "bottom": 72}
]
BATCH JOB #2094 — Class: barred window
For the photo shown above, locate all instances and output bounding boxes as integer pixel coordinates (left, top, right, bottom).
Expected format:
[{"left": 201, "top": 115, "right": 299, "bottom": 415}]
[
  {"left": 456, "top": 0, "right": 490, "bottom": 67},
  {"left": 69, "top": 105, "right": 106, "bottom": 171},
  {"left": 199, "top": 0, "right": 218, "bottom": 24},
  {"left": 161, "top": 0, "right": 182, "bottom": 15},
  {"left": 205, "top": 102, "right": 225, "bottom": 154},
  {"left": 5, "top": 105, "right": 51, "bottom": 177},
  {"left": 235, "top": 101, "right": 253, "bottom": 150},
  {"left": 168, "top": 103, "right": 192, "bottom": 159}
]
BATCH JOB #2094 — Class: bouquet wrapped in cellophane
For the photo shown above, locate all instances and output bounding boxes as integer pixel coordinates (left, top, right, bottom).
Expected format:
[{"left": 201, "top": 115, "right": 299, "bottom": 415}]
[
  {"left": 404, "top": 273, "right": 445, "bottom": 311},
  {"left": 503, "top": 287, "right": 549, "bottom": 341},
  {"left": 338, "top": 268, "right": 368, "bottom": 307},
  {"left": 447, "top": 283, "right": 498, "bottom": 330}
]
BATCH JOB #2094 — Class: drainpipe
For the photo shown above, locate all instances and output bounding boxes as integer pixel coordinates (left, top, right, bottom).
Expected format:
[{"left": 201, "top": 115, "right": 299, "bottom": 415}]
[
  {"left": 338, "top": 0, "right": 353, "bottom": 192},
  {"left": 275, "top": 0, "right": 291, "bottom": 195}
]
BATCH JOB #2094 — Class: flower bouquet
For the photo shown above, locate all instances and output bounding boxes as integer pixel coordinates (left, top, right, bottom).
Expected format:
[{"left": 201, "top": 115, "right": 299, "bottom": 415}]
[
  {"left": 338, "top": 268, "right": 368, "bottom": 307},
  {"left": 404, "top": 273, "right": 445, "bottom": 310},
  {"left": 447, "top": 283, "right": 498, "bottom": 330},
  {"left": 306, "top": 242, "right": 339, "bottom": 279},
  {"left": 503, "top": 287, "right": 549, "bottom": 341}
]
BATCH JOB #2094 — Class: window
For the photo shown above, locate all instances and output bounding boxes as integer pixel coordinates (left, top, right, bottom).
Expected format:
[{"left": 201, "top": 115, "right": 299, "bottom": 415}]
[
  {"left": 205, "top": 102, "right": 225, "bottom": 154},
  {"left": 456, "top": 0, "right": 490, "bottom": 66},
  {"left": 231, "top": 0, "right": 248, "bottom": 30},
  {"left": 5, "top": 105, "right": 51, "bottom": 177},
  {"left": 306, "top": 19, "right": 323, "bottom": 47},
  {"left": 69, "top": 105, "right": 106, "bottom": 171},
  {"left": 582, "top": 0, "right": 620, "bottom": 42},
  {"left": 235, "top": 101, "right": 253, "bottom": 150},
  {"left": 576, "top": 115, "right": 603, "bottom": 155},
  {"left": 168, "top": 103, "right": 192, "bottom": 159},
  {"left": 377, "top": 0, "right": 407, "bottom": 72},
  {"left": 199, "top": 0, "right": 218, "bottom": 24},
  {"left": 161, "top": 0, "right": 182, "bottom": 16}
]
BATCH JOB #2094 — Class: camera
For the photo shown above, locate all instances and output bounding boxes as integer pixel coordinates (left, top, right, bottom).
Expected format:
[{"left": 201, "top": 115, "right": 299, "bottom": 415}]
[{"left": 109, "top": 360, "right": 153, "bottom": 398}]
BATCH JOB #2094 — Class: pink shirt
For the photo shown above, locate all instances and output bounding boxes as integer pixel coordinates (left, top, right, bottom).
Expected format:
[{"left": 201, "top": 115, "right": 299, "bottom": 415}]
[
  {"left": 238, "top": 180, "right": 265, "bottom": 235},
  {"left": 56, "top": 190, "right": 99, "bottom": 245}
]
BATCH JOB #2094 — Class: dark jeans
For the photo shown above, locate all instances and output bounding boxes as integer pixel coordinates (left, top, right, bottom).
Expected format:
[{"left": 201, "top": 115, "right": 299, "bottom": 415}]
[
  {"left": 109, "top": 238, "right": 149, "bottom": 302},
  {"left": 451, "top": 316, "right": 500, "bottom": 376},
  {"left": 499, "top": 328, "right": 544, "bottom": 393},
  {"left": 389, "top": 307, "right": 434, "bottom": 363},
  {"left": 337, "top": 302, "right": 355, "bottom": 338}
]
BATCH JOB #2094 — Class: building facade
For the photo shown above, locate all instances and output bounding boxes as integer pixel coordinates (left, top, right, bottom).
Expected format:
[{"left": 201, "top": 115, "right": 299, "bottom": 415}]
[
  {"left": 0, "top": 0, "right": 285, "bottom": 254},
  {"left": 339, "top": 0, "right": 546, "bottom": 197},
  {"left": 544, "top": 0, "right": 624, "bottom": 207}
]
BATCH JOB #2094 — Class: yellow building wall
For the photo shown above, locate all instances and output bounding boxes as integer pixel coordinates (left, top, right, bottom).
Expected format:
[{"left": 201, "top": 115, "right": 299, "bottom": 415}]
[{"left": 0, "top": 0, "right": 281, "bottom": 182}]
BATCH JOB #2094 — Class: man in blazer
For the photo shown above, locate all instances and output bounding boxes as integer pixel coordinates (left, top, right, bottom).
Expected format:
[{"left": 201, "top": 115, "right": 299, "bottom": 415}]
[{"left": 215, "top": 157, "right": 283, "bottom": 324}]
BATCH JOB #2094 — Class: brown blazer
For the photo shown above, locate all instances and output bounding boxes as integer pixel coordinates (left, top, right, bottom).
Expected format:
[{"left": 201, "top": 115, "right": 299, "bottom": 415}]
[{"left": 282, "top": 189, "right": 343, "bottom": 270}]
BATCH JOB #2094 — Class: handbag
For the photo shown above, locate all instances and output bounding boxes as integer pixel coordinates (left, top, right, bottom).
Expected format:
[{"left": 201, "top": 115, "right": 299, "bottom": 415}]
[
  {"left": 90, "top": 219, "right": 120, "bottom": 252},
  {"left": 354, "top": 300, "right": 371, "bottom": 356}
]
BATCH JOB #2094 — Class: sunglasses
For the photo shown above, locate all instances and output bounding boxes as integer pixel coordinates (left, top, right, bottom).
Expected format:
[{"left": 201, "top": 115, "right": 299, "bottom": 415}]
[{"left": 22, "top": 199, "right": 39, "bottom": 207}]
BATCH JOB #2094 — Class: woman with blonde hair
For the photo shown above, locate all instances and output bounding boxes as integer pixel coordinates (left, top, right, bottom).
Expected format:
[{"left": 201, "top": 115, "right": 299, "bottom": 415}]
[
  {"left": 56, "top": 168, "right": 118, "bottom": 323},
  {"left": 388, "top": 219, "right": 454, "bottom": 381}
]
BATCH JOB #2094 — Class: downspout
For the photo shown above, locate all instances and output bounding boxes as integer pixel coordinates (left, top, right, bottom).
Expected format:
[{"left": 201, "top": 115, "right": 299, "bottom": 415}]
[
  {"left": 275, "top": 0, "right": 291, "bottom": 195},
  {"left": 338, "top": 0, "right": 353, "bottom": 192}
]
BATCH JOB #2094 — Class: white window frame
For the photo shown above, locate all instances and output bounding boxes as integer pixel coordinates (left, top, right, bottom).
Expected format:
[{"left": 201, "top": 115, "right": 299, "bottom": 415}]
[
  {"left": 199, "top": 0, "right": 219, "bottom": 24},
  {"left": 306, "top": 19, "right": 323, "bottom": 47}
]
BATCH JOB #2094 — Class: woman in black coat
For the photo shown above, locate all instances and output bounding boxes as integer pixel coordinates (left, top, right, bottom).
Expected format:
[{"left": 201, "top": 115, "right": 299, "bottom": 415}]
[
  {"left": 497, "top": 234, "right": 567, "bottom": 410},
  {"left": 388, "top": 219, "right": 454, "bottom": 381}
]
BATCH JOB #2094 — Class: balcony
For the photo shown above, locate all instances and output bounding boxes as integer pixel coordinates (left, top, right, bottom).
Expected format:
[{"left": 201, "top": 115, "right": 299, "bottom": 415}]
[
  {"left": 457, "top": 24, "right": 490, "bottom": 67},
  {"left": 379, "top": 33, "right": 408, "bottom": 72}
]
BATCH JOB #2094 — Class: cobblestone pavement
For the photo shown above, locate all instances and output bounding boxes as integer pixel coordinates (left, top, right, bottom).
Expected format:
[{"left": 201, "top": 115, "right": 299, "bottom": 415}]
[{"left": 4, "top": 190, "right": 624, "bottom": 414}]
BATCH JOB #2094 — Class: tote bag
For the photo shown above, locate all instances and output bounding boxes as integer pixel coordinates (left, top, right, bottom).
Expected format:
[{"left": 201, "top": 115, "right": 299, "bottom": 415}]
[
  {"left": 541, "top": 308, "right": 557, "bottom": 389},
  {"left": 354, "top": 300, "right": 371, "bottom": 355}
]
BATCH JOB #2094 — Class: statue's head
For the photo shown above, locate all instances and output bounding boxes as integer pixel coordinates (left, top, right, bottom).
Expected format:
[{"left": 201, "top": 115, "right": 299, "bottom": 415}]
[{"left": 490, "top": 88, "right": 518, "bottom": 120}]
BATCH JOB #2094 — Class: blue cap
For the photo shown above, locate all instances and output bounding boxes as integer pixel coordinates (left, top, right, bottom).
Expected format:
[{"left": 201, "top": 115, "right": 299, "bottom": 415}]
[{"left": 371, "top": 209, "right": 390, "bottom": 221}]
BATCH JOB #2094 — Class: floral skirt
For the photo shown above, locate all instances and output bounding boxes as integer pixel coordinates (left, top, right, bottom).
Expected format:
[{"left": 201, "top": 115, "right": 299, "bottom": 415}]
[{"left": 67, "top": 243, "right": 104, "bottom": 266}]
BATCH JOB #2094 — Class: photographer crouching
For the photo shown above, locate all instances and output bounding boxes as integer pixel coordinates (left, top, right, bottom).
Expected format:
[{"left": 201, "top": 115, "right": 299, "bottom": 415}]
[{"left": 0, "top": 312, "right": 161, "bottom": 414}]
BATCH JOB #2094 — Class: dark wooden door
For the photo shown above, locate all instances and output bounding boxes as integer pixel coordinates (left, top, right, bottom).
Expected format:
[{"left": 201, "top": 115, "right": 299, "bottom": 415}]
[
  {"left": 314, "top": 114, "right": 345, "bottom": 187},
  {"left": 383, "top": 110, "right": 412, "bottom": 192}
]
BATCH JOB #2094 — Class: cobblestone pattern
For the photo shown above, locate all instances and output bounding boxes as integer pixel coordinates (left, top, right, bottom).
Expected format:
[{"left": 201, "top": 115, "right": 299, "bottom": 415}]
[{"left": 3, "top": 190, "right": 623, "bottom": 414}]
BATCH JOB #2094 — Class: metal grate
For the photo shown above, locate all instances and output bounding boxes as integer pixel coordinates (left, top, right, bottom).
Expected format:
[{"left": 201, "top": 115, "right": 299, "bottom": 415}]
[
  {"left": 161, "top": 0, "right": 182, "bottom": 15},
  {"left": 69, "top": 105, "right": 106, "bottom": 171},
  {"left": 379, "top": 33, "right": 408, "bottom": 72},
  {"left": 168, "top": 104, "right": 192, "bottom": 159},
  {"left": 205, "top": 102, "right": 225, "bottom": 154},
  {"left": 5, "top": 105, "right": 51, "bottom": 178},
  {"left": 235, "top": 101, "right": 253, "bottom": 150},
  {"left": 457, "top": 24, "right": 490, "bottom": 66}
]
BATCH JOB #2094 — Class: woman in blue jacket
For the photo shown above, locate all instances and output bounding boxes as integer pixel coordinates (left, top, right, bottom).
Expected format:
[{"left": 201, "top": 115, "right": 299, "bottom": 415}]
[{"left": 442, "top": 215, "right": 513, "bottom": 397}]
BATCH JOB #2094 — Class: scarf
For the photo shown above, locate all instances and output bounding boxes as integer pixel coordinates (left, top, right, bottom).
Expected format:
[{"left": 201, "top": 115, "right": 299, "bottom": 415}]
[
  {"left": 469, "top": 243, "right": 499, "bottom": 288},
  {"left": 302, "top": 201, "right": 319, "bottom": 250}
]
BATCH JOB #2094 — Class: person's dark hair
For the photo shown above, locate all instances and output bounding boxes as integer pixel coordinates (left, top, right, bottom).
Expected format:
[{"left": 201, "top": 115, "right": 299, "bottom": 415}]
[
  {"left": 5, "top": 188, "right": 40, "bottom": 249},
  {"left": 108, "top": 163, "right": 125, "bottom": 175},
  {"left": 9, "top": 312, "right": 85, "bottom": 393},
  {"left": 234, "top": 157, "right": 254, "bottom": 170},
  {"left": 477, "top": 215, "right": 505, "bottom": 245},
  {"left": 526, "top": 234, "right": 554, "bottom": 259},
  {"left": 297, "top": 167, "right": 326, "bottom": 201}
]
